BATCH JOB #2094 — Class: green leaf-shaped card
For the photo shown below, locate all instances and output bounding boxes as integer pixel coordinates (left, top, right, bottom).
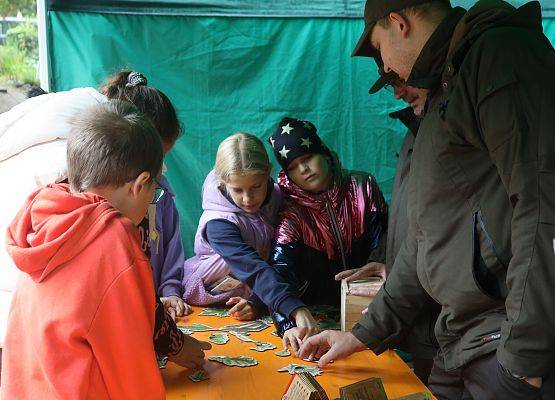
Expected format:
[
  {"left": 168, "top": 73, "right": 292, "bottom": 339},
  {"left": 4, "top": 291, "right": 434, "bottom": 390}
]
[
  {"left": 229, "top": 330, "right": 257, "bottom": 343},
  {"left": 277, "top": 363, "right": 323, "bottom": 377},
  {"left": 208, "top": 355, "right": 258, "bottom": 367},
  {"left": 208, "top": 332, "right": 229, "bottom": 345},
  {"left": 274, "top": 349, "right": 291, "bottom": 357},
  {"left": 199, "top": 307, "right": 230, "bottom": 318},
  {"left": 189, "top": 369, "right": 209, "bottom": 382},
  {"left": 250, "top": 342, "right": 276, "bottom": 352}
]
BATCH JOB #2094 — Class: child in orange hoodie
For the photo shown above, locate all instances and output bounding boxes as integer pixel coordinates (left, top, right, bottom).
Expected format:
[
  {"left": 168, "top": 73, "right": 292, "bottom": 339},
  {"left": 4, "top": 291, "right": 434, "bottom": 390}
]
[{"left": 1, "top": 100, "right": 210, "bottom": 399}]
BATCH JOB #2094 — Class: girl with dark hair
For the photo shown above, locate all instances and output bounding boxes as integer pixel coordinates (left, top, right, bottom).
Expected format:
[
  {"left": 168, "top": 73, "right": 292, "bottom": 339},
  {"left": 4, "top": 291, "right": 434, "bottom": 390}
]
[{"left": 0, "top": 70, "right": 199, "bottom": 370}]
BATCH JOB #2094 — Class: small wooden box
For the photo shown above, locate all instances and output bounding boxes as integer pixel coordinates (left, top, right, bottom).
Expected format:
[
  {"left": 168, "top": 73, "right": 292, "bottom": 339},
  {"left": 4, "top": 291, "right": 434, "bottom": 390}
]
[
  {"left": 282, "top": 372, "right": 329, "bottom": 400},
  {"left": 340, "top": 278, "right": 382, "bottom": 331},
  {"left": 339, "top": 377, "right": 388, "bottom": 400}
]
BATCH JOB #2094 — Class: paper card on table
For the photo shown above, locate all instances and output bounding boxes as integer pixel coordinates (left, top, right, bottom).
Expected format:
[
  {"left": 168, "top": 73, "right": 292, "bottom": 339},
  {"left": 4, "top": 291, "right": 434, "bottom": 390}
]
[
  {"left": 189, "top": 369, "right": 209, "bottom": 382},
  {"left": 181, "top": 323, "right": 217, "bottom": 332},
  {"left": 229, "top": 330, "right": 257, "bottom": 343},
  {"left": 220, "top": 319, "right": 269, "bottom": 332},
  {"left": 208, "top": 332, "right": 229, "bottom": 345},
  {"left": 157, "top": 356, "right": 168, "bottom": 369},
  {"left": 177, "top": 326, "right": 193, "bottom": 335},
  {"left": 278, "top": 363, "right": 323, "bottom": 377},
  {"left": 250, "top": 341, "right": 276, "bottom": 352},
  {"left": 208, "top": 355, "right": 258, "bottom": 367},
  {"left": 199, "top": 307, "right": 230, "bottom": 318},
  {"left": 339, "top": 377, "right": 387, "bottom": 400},
  {"left": 275, "top": 349, "right": 291, "bottom": 357}
]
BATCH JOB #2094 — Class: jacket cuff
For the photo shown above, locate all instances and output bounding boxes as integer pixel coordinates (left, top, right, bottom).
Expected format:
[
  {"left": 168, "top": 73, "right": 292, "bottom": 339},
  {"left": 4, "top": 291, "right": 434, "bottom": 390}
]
[
  {"left": 271, "top": 310, "right": 297, "bottom": 337},
  {"left": 276, "top": 296, "right": 306, "bottom": 319},
  {"left": 497, "top": 346, "right": 555, "bottom": 377},
  {"left": 351, "top": 322, "right": 385, "bottom": 354},
  {"left": 159, "top": 284, "right": 183, "bottom": 298}
]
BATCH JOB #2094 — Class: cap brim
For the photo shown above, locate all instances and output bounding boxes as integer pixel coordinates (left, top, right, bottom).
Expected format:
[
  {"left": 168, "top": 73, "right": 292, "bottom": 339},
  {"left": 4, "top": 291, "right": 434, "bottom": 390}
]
[
  {"left": 368, "top": 70, "right": 397, "bottom": 94},
  {"left": 351, "top": 24, "right": 378, "bottom": 58}
]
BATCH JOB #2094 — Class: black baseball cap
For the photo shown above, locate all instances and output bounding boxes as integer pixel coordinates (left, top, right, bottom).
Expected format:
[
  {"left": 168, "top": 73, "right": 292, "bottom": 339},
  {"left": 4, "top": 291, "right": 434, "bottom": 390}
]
[{"left": 352, "top": 0, "right": 451, "bottom": 58}]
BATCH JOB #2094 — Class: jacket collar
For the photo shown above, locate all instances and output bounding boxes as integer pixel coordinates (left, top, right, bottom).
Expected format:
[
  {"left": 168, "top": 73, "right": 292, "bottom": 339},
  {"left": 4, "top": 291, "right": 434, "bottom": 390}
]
[
  {"left": 389, "top": 106, "right": 420, "bottom": 135},
  {"left": 406, "top": 7, "right": 466, "bottom": 90}
]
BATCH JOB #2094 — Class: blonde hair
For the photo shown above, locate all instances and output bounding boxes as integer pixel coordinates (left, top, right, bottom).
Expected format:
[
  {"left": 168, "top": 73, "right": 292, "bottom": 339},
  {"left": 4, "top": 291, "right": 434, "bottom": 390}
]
[{"left": 214, "top": 132, "right": 272, "bottom": 182}]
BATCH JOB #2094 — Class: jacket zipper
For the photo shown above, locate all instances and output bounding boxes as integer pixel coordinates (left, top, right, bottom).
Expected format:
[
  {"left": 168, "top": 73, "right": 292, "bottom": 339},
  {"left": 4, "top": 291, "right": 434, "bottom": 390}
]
[{"left": 325, "top": 199, "right": 347, "bottom": 270}]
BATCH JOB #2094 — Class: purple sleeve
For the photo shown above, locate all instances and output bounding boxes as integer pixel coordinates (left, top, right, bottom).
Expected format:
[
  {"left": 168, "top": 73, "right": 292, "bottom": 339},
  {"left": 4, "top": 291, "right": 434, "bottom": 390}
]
[
  {"left": 150, "top": 177, "right": 185, "bottom": 298},
  {"left": 206, "top": 219, "right": 305, "bottom": 317}
]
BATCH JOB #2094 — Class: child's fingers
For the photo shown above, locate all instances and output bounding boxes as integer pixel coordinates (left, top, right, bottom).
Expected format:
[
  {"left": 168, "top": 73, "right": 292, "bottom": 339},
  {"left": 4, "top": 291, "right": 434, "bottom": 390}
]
[
  {"left": 183, "top": 303, "right": 193, "bottom": 316},
  {"left": 225, "top": 296, "right": 241, "bottom": 306},
  {"left": 175, "top": 301, "right": 185, "bottom": 317}
]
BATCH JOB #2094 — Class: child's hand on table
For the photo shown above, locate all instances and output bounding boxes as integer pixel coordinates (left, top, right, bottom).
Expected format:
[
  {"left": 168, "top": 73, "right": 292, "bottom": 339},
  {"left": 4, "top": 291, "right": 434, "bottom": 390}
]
[
  {"left": 226, "top": 297, "right": 256, "bottom": 321},
  {"left": 169, "top": 336, "right": 212, "bottom": 369},
  {"left": 282, "top": 307, "right": 320, "bottom": 356},
  {"left": 161, "top": 295, "right": 192, "bottom": 320}
]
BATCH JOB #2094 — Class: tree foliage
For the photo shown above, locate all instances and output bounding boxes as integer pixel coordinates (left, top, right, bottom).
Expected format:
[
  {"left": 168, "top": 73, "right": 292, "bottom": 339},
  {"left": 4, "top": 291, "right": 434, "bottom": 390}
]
[{"left": 0, "top": 0, "right": 36, "bottom": 17}]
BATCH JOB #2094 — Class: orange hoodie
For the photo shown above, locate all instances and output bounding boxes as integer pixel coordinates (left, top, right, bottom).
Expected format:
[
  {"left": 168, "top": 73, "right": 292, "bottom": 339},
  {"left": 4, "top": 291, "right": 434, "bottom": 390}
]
[{"left": 1, "top": 184, "right": 165, "bottom": 400}]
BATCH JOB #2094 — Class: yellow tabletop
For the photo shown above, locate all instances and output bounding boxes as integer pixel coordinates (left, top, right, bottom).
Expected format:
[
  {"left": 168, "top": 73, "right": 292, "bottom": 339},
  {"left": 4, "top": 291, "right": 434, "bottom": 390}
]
[{"left": 162, "top": 308, "right": 433, "bottom": 399}]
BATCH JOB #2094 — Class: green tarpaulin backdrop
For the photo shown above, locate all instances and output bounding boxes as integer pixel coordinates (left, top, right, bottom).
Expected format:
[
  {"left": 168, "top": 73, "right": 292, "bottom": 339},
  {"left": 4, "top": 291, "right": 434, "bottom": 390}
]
[{"left": 45, "top": 1, "right": 555, "bottom": 256}]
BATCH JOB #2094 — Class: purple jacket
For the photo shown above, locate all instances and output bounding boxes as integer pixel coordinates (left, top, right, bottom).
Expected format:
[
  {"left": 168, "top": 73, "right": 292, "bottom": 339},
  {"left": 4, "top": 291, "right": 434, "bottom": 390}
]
[
  {"left": 182, "top": 170, "right": 282, "bottom": 305},
  {"left": 149, "top": 175, "right": 185, "bottom": 298}
]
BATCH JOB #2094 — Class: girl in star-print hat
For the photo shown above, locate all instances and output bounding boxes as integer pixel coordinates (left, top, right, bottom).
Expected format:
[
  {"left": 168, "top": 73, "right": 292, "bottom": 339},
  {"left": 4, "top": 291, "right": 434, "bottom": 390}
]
[{"left": 267, "top": 117, "right": 388, "bottom": 353}]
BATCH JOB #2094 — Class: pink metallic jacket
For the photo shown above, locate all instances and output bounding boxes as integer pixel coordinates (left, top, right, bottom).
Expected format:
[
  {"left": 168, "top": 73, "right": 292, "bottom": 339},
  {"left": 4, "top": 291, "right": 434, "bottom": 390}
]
[{"left": 276, "top": 156, "right": 387, "bottom": 264}]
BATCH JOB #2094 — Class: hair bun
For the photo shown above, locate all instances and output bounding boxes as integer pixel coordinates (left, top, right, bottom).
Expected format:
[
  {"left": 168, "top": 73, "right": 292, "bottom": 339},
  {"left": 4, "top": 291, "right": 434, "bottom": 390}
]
[{"left": 126, "top": 72, "right": 147, "bottom": 87}]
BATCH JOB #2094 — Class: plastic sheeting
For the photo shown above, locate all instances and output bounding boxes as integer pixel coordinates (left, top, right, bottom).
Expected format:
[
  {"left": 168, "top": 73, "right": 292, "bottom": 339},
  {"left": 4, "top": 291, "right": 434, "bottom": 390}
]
[
  {"left": 47, "top": 9, "right": 555, "bottom": 256},
  {"left": 46, "top": 0, "right": 555, "bottom": 17}
]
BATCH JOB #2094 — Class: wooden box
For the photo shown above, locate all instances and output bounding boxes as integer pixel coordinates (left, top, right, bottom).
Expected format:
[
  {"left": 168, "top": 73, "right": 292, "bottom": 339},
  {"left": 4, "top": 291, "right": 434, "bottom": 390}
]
[
  {"left": 340, "top": 278, "right": 382, "bottom": 331},
  {"left": 282, "top": 372, "right": 329, "bottom": 400}
]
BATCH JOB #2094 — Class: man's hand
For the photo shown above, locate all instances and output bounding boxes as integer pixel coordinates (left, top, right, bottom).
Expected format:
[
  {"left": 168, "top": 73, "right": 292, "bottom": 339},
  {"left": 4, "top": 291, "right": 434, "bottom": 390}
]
[
  {"left": 226, "top": 297, "right": 256, "bottom": 321},
  {"left": 282, "top": 307, "right": 319, "bottom": 355},
  {"left": 298, "top": 330, "right": 367, "bottom": 368},
  {"left": 160, "top": 295, "right": 192, "bottom": 320},
  {"left": 169, "top": 335, "right": 212, "bottom": 369},
  {"left": 334, "top": 262, "right": 387, "bottom": 282}
]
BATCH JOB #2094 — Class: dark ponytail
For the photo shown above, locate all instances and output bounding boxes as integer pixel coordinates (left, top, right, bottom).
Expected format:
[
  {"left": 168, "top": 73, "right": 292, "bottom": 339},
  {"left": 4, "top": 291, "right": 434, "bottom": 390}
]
[{"left": 99, "top": 70, "right": 182, "bottom": 146}]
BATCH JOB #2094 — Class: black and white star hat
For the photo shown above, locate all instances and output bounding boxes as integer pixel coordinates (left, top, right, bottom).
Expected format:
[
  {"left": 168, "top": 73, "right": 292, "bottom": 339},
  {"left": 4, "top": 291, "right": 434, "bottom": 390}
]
[{"left": 268, "top": 117, "right": 330, "bottom": 170}]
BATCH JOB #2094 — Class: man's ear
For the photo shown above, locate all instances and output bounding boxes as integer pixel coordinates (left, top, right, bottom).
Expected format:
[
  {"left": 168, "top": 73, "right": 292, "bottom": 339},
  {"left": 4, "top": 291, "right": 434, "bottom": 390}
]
[
  {"left": 389, "top": 12, "right": 411, "bottom": 38},
  {"left": 130, "top": 171, "right": 152, "bottom": 198}
]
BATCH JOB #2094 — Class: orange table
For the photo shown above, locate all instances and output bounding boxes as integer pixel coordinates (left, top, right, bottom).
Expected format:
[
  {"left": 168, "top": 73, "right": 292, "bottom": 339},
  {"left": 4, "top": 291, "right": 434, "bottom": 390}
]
[{"left": 163, "top": 308, "right": 433, "bottom": 399}]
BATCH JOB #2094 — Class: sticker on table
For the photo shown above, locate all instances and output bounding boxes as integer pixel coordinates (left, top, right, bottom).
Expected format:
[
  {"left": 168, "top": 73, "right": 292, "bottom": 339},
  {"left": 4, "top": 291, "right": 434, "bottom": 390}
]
[
  {"left": 208, "top": 355, "right": 258, "bottom": 367},
  {"left": 208, "top": 332, "right": 229, "bottom": 345},
  {"left": 189, "top": 369, "right": 209, "bottom": 383},
  {"left": 199, "top": 307, "right": 230, "bottom": 318},
  {"left": 250, "top": 341, "right": 276, "bottom": 352},
  {"left": 278, "top": 363, "right": 322, "bottom": 377},
  {"left": 220, "top": 319, "right": 270, "bottom": 332},
  {"left": 274, "top": 349, "right": 291, "bottom": 357},
  {"left": 229, "top": 330, "right": 257, "bottom": 343}
]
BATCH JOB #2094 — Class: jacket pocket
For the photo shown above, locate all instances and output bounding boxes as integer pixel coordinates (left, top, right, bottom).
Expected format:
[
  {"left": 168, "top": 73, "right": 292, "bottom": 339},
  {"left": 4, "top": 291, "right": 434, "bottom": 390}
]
[{"left": 472, "top": 211, "right": 508, "bottom": 300}]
